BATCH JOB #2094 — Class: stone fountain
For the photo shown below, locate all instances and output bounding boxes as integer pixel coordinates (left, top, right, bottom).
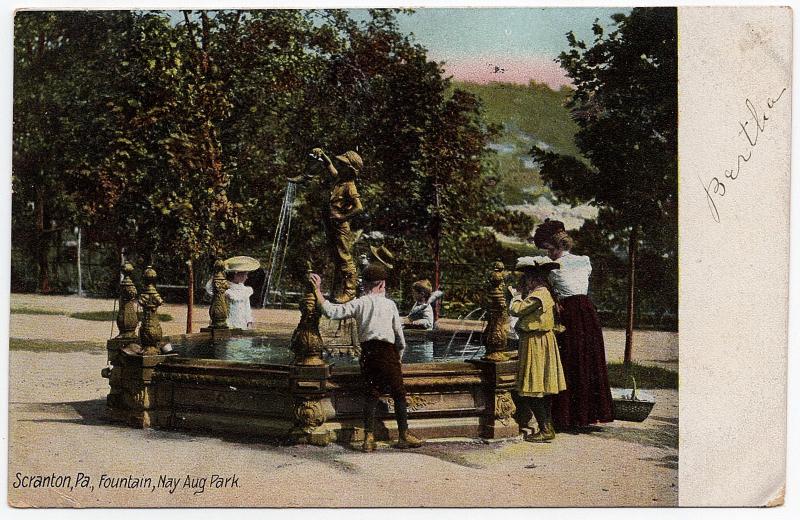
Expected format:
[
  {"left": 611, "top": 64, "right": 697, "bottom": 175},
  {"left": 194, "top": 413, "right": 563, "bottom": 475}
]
[
  {"left": 102, "top": 258, "right": 521, "bottom": 445},
  {"left": 102, "top": 148, "right": 521, "bottom": 444}
]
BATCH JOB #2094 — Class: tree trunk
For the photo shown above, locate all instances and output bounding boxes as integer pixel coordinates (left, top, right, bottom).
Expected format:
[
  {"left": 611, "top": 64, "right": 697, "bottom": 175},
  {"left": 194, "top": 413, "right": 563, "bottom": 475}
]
[
  {"left": 433, "top": 225, "right": 441, "bottom": 321},
  {"left": 35, "top": 186, "right": 50, "bottom": 294},
  {"left": 623, "top": 224, "right": 639, "bottom": 368},
  {"left": 432, "top": 179, "right": 442, "bottom": 321},
  {"left": 186, "top": 259, "right": 194, "bottom": 333}
]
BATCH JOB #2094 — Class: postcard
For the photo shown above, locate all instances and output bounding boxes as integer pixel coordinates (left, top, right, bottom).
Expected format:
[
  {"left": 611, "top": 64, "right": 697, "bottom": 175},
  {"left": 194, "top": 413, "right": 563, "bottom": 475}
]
[{"left": 4, "top": 4, "right": 790, "bottom": 508}]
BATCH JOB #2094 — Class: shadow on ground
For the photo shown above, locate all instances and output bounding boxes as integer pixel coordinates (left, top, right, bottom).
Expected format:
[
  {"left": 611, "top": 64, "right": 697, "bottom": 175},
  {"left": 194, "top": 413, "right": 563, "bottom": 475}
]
[
  {"left": 12, "top": 398, "right": 676, "bottom": 473},
  {"left": 593, "top": 421, "right": 678, "bottom": 450}
]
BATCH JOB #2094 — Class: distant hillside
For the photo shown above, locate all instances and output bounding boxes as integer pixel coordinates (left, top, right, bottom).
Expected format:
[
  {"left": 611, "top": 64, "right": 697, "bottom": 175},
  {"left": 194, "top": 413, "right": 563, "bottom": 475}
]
[{"left": 453, "top": 80, "right": 582, "bottom": 206}]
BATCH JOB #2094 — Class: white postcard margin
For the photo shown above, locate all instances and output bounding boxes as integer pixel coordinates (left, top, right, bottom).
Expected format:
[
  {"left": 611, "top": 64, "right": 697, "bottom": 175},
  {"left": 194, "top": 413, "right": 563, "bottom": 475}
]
[{"left": 678, "top": 6, "right": 791, "bottom": 507}]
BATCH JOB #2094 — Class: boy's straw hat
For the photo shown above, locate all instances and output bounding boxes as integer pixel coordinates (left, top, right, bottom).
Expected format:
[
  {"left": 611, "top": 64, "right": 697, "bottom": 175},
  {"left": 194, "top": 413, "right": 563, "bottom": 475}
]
[
  {"left": 369, "top": 245, "right": 394, "bottom": 270},
  {"left": 224, "top": 256, "right": 261, "bottom": 273},
  {"left": 335, "top": 150, "right": 363, "bottom": 171},
  {"left": 412, "top": 279, "right": 433, "bottom": 296},
  {"left": 515, "top": 256, "right": 560, "bottom": 275}
]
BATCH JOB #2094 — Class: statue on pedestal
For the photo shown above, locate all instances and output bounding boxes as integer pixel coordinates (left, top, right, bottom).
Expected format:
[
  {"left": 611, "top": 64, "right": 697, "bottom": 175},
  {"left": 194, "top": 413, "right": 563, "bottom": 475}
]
[
  {"left": 208, "top": 259, "right": 230, "bottom": 329},
  {"left": 307, "top": 147, "right": 364, "bottom": 304}
]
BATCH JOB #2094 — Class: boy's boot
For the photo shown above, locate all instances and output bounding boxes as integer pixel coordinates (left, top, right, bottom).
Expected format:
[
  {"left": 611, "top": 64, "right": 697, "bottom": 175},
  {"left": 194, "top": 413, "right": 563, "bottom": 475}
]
[
  {"left": 541, "top": 395, "right": 556, "bottom": 441},
  {"left": 362, "top": 396, "right": 378, "bottom": 452},
  {"left": 362, "top": 432, "right": 376, "bottom": 453},
  {"left": 394, "top": 397, "right": 424, "bottom": 449},
  {"left": 524, "top": 398, "right": 549, "bottom": 443}
]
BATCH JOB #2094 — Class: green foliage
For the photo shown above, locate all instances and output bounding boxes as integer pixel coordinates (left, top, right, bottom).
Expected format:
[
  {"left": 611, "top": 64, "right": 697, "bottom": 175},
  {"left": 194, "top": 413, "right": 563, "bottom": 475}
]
[
  {"left": 534, "top": 7, "right": 677, "bottom": 231},
  {"left": 12, "top": 12, "right": 126, "bottom": 291},
  {"left": 606, "top": 362, "right": 677, "bottom": 389},
  {"left": 13, "top": 10, "right": 518, "bottom": 292},
  {"left": 531, "top": 8, "right": 678, "bottom": 336},
  {"left": 453, "top": 81, "right": 581, "bottom": 205},
  {"left": 9, "top": 338, "right": 104, "bottom": 352},
  {"left": 69, "top": 310, "right": 173, "bottom": 322},
  {"left": 9, "top": 307, "right": 65, "bottom": 316},
  {"left": 454, "top": 81, "right": 581, "bottom": 157},
  {"left": 13, "top": 8, "right": 674, "bottom": 323}
]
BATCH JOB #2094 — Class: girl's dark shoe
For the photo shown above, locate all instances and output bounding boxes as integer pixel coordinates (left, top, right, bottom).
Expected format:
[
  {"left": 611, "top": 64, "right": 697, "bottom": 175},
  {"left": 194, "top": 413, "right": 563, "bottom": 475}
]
[
  {"left": 542, "top": 422, "right": 556, "bottom": 441},
  {"left": 524, "top": 431, "right": 549, "bottom": 443}
]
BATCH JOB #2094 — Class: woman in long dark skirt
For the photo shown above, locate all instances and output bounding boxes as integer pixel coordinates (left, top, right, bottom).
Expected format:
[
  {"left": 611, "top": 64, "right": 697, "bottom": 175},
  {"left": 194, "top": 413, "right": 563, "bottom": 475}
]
[{"left": 532, "top": 219, "right": 614, "bottom": 430}]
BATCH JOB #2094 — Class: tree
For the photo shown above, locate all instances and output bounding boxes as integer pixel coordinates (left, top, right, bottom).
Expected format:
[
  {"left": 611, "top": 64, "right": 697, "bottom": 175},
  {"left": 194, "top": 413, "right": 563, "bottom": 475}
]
[
  {"left": 532, "top": 7, "right": 678, "bottom": 366},
  {"left": 12, "top": 12, "right": 126, "bottom": 292},
  {"left": 12, "top": 9, "right": 532, "bottom": 305}
]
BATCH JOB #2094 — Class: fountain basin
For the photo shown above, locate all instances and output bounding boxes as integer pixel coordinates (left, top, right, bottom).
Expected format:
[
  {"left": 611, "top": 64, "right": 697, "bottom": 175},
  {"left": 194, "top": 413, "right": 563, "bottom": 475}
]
[{"left": 104, "top": 328, "right": 521, "bottom": 445}]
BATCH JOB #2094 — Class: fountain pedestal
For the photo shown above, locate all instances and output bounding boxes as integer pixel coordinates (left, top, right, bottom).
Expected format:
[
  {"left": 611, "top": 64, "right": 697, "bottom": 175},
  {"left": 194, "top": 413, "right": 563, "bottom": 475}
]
[
  {"left": 106, "top": 351, "right": 174, "bottom": 428},
  {"left": 289, "top": 364, "right": 336, "bottom": 446},
  {"left": 470, "top": 358, "right": 520, "bottom": 439}
]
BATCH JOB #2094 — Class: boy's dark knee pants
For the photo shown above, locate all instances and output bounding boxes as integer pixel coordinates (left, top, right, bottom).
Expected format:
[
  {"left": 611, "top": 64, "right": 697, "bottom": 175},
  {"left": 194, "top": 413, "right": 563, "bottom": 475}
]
[
  {"left": 360, "top": 340, "right": 408, "bottom": 432},
  {"left": 359, "top": 340, "right": 407, "bottom": 400}
]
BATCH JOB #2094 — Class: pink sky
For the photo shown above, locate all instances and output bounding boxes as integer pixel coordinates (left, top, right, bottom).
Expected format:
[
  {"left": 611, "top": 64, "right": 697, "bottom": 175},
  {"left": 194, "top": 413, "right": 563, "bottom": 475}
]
[{"left": 438, "top": 55, "right": 571, "bottom": 90}]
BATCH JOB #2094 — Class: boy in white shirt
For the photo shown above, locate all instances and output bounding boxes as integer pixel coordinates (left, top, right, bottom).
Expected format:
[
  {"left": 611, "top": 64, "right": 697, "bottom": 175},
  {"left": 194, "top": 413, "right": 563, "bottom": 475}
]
[{"left": 309, "top": 264, "right": 424, "bottom": 452}]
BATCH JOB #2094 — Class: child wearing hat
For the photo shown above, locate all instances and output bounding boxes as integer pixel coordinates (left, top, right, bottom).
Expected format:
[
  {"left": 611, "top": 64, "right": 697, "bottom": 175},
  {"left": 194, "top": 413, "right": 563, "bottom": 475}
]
[
  {"left": 508, "top": 257, "right": 567, "bottom": 442},
  {"left": 205, "top": 256, "right": 260, "bottom": 330},
  {"left": 403, "top": 279, "right": 435, "bottom": 330},
  {"left": 309, "top": 264, "right": 424, "bottom": 452}
]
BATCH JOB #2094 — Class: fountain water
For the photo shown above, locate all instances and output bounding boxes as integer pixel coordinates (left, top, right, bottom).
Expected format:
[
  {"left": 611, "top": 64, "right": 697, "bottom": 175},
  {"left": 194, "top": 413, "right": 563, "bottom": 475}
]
[
  {"left": 260, "top": 181, "right": 297, "bottom": 307},
  {"left": 464, "top": 311, "right": 487, "bottom": 359},
  {"left": 443, "top": 307, "right": 485, "bottom": 359}
]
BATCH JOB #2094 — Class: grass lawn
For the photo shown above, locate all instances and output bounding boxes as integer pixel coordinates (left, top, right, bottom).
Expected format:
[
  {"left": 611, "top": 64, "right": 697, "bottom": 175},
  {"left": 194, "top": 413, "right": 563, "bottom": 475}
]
[
  {"left": 68, "top": 310, "right": 173, "bottom": 322},
  {"left": 607, "top": 362, "right": 678, "bottom": 389},
  {"left": 9, "top": 338, "right": 104, "bottom": 352},
  {"left": 10, "top": 306, "right": 65, "bottom": 316}
]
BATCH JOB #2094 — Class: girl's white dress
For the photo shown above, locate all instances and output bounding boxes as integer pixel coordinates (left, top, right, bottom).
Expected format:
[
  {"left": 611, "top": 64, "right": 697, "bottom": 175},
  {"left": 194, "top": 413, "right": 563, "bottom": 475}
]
[{"left": 205, "top": 280, "right": 254, "bottom": 329}]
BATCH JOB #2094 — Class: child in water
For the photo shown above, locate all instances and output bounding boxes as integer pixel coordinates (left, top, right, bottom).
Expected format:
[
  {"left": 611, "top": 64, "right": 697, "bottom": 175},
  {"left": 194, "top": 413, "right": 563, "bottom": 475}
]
[{"left": 403, "top": 279, "right": 440, "bottom": 330}]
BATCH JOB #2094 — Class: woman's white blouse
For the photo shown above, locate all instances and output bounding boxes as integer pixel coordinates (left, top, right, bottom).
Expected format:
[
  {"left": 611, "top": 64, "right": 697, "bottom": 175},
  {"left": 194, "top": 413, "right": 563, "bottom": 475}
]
[{"left": 535, "top": 253, "right": 592, "bottom": 298}]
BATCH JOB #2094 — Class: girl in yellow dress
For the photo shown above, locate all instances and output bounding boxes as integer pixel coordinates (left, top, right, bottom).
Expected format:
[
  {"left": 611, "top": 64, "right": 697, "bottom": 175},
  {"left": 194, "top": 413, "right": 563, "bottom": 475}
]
[{"left": 509, "top": 257, "right": 567, "bottom": 442}]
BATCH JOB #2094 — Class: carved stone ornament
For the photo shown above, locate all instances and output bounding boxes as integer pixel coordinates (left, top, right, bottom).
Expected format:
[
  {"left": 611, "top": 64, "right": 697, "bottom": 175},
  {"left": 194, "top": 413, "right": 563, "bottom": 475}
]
[
  {"left": 291, "top": 262, "right": 325, "bottom": 366},
  {"left": 209, "top": 259, "right": 230, "bottom": 329},
  {"left": 138, "top": 266, "right": 164, "bottom": 356},
  {"left": 483, "top": 261, "right": 510, "bottom": 362},
  {"left": 384, "top": 394, "right": 434, "bottom": 412},
  {"left": 494, "top": 391, "right": 517, "bottom": 424},
  {"left": 294, "top": 400, "right": 326, "bottom": 432},
  {"left": 116, "top": 262, "right": 139, "bottom": 339}
]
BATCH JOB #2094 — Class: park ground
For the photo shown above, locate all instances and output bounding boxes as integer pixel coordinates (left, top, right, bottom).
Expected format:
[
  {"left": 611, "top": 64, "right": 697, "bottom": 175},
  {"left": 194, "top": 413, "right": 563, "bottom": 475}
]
[{"left": 7, "top": 294, "right": 678, "bottom": 507}]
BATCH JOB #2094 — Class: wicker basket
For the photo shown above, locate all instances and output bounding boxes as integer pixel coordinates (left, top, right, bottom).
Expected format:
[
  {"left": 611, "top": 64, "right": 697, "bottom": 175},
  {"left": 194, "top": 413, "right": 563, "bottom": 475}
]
[{"left": 611, "top": 377, "right": 656, "bottom": 422}]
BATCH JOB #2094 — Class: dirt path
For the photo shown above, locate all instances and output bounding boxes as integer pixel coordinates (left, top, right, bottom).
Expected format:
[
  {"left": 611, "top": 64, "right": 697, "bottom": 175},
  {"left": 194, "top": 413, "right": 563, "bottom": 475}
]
[{"left": 8, "top": 348, "right": 677, "bottom": 507}]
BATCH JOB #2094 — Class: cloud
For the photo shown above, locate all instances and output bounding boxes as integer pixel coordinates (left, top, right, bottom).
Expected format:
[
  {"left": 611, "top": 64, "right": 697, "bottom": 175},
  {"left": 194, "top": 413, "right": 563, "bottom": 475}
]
[
  {"left": 442, "top": 55, "right": 571, "bottom": 90},
  {"left": 507, "top": 196, "right": 599, "bottom": 231}
]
